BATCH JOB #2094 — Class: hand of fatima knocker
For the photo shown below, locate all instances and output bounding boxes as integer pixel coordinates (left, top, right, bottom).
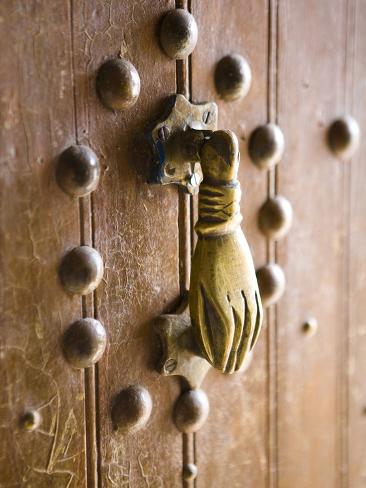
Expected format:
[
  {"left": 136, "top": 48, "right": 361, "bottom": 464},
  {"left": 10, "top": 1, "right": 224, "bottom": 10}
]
[{"left": 189, "top": 130, "right": 263, "bottom": 374}]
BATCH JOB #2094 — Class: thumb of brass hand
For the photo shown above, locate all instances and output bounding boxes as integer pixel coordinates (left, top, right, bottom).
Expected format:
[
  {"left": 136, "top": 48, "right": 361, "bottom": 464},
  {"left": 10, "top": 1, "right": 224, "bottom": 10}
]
[{"left": 189, "top": 130, "right": 263, "bottom": 374}]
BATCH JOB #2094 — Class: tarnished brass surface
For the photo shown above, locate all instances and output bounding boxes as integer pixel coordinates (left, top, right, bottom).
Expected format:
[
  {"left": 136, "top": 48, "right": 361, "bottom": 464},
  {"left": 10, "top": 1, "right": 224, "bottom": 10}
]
[
  {"left": 183, "top": 463, "right": 198, "bottom": 482},
  {"left": 173, "top": 388, "right": 209, "bottom": 433},
  {"left": 214, "top": 54, "right": 252, "bottom": 102},
  {"left": 302, "top": 317, "right": 318, "bottom": 336},
  {"left": 111, "top": 385, "right": 152, "bottom": 434},
  {"left": 248, "top": 123, "right": 285, "bottom": 170},
  {"left": 327, "top": 115, "right": 360, "bottom": 159},
  {"left": 159, "top": 9, "right": 198, "bottom": 60},
  {"left": 258, "top": 195, "right": 293, "bottom": 240},
  {"left": 256, "top": 263, "right": 285, "bottom": 307},
  {"left": 62, "top": 318, "right": 107, "bottom": 368},
  {"left": 56, "top": 145, "right": 100, "bottom": 198},
  {"left": 149, "top": 94, "right": 217, "bottom": 193},
  {"left": 150, "top": 96, "right": 263, "bottom": 379},
  {"left": 154, "top": 300, "right": 211, "bottom": 389},
  {"left": 59, "top": 246, "right": 104, "bottom": 295},
  {"left": 20, "top": 410, "right": 41, "bottom": 432},
  {"left": 96, "top": 58, "right": 140, "bottom": 110},
  {"left": 190, "top": 130, "right": 263, "bottom": 373}
]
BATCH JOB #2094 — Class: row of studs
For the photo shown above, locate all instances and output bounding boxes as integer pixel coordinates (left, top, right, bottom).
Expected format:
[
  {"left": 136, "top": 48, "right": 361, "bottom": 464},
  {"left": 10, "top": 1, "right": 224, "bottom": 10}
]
[{"left": 251, "top": 117, "right": 360, "bottom": 311}]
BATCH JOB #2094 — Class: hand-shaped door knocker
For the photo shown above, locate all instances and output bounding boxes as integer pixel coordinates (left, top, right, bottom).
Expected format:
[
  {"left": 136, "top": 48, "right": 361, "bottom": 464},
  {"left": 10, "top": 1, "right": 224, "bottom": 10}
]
[
  {"left": 190, "top": 130, "right": 262, "bottom": 374},
  {"left": 148, "top": 95, "right": 263, "bottom": 433}
]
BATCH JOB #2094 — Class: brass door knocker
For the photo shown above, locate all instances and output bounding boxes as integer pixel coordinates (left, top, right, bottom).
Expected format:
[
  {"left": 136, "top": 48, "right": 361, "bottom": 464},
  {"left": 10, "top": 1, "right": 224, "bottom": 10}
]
[{"left": 148, "top": 95, "right": 263, "bottom": 431}]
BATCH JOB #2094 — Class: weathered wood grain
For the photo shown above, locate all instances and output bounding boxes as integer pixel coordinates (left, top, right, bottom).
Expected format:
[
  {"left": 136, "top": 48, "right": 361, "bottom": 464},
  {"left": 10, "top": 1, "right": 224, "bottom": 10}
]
[
  {"left": 191, "top": 1, "right": 268, "bottom": 486},
  {"left": 348, "top": 1, "right": 366, "bottom": 486},
  {"left": 2, "top": 1, "right": 366, "bottom": 487},
  {"left": 0, "top": 1, "right": 86, "bottom": 486},
  {"left": 71, "top": 1, "right": 183, "bottom": 486},
  {"left": 276, "top": 1, "right": 348, "bottom": 486}
]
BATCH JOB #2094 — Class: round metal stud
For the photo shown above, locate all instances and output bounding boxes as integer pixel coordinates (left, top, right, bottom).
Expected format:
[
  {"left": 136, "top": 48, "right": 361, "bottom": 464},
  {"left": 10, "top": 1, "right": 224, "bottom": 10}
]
[
  {"left": 63, "top": 318, "right": 107, "bottom": 368},
  {"left": 258, "top": 195, "right": 293, "bottom": 240},
  {"left": 302, "top": 317, "right": 318, "bottom": 336},
  {"left": 173, "top": 388, "right": 209, "bottom": 433},
  {"left": 214, "top": 54, "right": 252, "bottom": 102},
  {"left": 159, "top": 9, "right": 198, "bottom": 60},
  {"left": 249, "top": 123, "right": 285, "bottom": 170},
  {"left": 256, "top": 263, "right": 285, "bottom": 308},
  {"left": 111, "top": 385, "right": 152, "bottom": 434},
  {"left": 183, "top": 463, "right": 198, "bottom": 482},
  {"left": 56, "top": 145, "right": 100, "bottom": 198},
  {"left": 327, "top": 115, "right": 360, "bottom": 159},
  {"left": 59, "top": 246, "right": 104, "bottom": 295},
  {"left": 96, "top": 58, "right": 140, "bottom": 110},
  {"left": 20, "top": 410, "right": 41, "bottom": 431}
]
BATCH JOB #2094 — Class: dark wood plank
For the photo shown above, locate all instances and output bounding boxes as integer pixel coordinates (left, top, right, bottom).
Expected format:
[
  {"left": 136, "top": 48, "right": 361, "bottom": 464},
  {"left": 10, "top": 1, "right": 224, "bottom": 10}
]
[
  {"left": 191, "top": 1, "right": 269, "bottom": 486},
  {"left": 71, "top": 1, "right": 183, "bottom": 485},
  {"left": 348, "top": 1, "right": 366, "bottom": 486},
  {"left": 0, "top": 1, "right": 86, "bottom": 486},
  {"left": 276, "top": 1, "right": 347, "bottom": 486}
]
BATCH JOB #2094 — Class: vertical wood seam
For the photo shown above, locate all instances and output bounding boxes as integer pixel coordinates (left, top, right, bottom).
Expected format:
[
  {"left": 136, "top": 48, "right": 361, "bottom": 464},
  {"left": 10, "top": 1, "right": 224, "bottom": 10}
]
[
  {"left": 341, "top": 0, "right": 356, "bottom": 486},
  {"left": 92, "top": 190, "right": 102, "bottom": 488},
  {"left": 267, "top": 1, "right": 279, "bottom": 487},
  {"left": 273, "top": 5, "right": 280, "bottom": 488},
  {"left": 338, "top": 4, "right": 348, "bottom": 484},
  {"left": 69, "top": 0, "right": 99, "bottom": 485}
]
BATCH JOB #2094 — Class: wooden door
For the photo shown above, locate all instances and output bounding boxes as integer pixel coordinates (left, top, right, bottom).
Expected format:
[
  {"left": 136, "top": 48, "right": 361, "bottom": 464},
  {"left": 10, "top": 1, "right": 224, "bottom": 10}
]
[{"left": 1, "top": 1, "right": 365, "bottom": 487}]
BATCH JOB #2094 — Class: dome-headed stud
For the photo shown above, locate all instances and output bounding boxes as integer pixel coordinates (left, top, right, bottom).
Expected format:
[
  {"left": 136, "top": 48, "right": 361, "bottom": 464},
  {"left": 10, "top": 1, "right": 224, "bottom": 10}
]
[
  {"left": 63, "top": 318, "right": 107, "bottom": 368},
  {"left": 258, "top": 195, "right": 293, "bottom": 240},
  {"left": 160, "top": 9, "right": 198, "bottom": 60},
  {"left": 173, "top": 389, "right": 209, "bottom": 433},
  {"left": 96, "top": 58, "right": 140, "bottom": 110},
  {"left": 111, "top": 385, "right": 152, "bottom": 434},
  {"left": 20, "top": 410, "right": 41, "bottom": 431},
  {"left": 249, "top": 123, "right": 285, "bottom": 170},
  {"left": 59, "top": 246, "right": 104, "bottom": 295},
  {"left": 214, "top": 54, "right": 252, "bottom": 102},
  {"left": 183, "top": 463, "right": 198, "bottom": 482},
  {"left": 256, "top": 263, "right": 285, "bottom": 307},
  {"left": 302, "top": 317, "right": 318, "bottom": 336},
  {"left": 327, "top": 115, "right": 360, "bottom": 159},
  {"left": 56, "top": 145, "right": 100, "bottom": 198}
]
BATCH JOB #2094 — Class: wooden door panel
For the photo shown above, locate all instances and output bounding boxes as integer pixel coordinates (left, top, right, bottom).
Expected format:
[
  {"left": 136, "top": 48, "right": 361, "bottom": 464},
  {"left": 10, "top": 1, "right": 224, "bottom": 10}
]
[
  {"left": 1, "top": 2, "right": 366, "bottom": 487},
  {"left": 276, "top": 1, "right": 347, "bottom": 486},
  {"left": 0, "top": 1, "right": 86, "bottom": 486},
  {"left": 70, "top": 1, "right": 183, "bottom": 486},
  {"left": 191, "top": 1, "right": 269, "bottom": 486},
  {"left": 349, "top": 1, "right": 366, "bottom": 486}
]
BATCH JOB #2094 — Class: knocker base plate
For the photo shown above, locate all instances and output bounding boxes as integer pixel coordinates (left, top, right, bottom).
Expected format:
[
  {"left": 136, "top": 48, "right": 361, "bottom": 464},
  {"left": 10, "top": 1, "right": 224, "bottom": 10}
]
[
  {"left": 148, "top": 94, "right": 218, "bottom": 194},
  {"left": 154, "top": 300, "right": 211, "bottom": 390}
]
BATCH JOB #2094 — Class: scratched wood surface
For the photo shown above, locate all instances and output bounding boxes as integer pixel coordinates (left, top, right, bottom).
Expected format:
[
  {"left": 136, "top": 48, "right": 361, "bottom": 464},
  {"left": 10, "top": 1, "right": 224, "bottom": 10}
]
[
  {"left": 348, "top": 1, "right": 366, "bottom": 486},
  {"left": 0, "top": 1, "right": 87, "bottom": 486},
  {"left": 276, "top": 1, "right": 348, "bottom": 486},
  {"left": 2, "top": 1, "right": 366, "bottom": 487},
  {"left": 191, "top": 1, "right": 269, "bottom": 486},
  {"left": 71, "top": 1, "right": 183, "bottom": 486}
]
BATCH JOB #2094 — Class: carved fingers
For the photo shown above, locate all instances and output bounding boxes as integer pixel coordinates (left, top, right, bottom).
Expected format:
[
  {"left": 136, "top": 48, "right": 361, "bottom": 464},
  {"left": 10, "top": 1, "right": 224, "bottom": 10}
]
[{"left": 190, "top": 230, "right": 262, "bottom": 374}]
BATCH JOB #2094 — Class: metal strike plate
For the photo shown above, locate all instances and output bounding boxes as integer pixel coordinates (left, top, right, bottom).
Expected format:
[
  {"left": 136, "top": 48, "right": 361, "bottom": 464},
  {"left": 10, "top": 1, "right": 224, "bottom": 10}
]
[
  {"left": 154, "top": 300, "right": 211, "bottom": 390},
  {"left": 148, "top": 94, "right": 218, "bottom": 194}
]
